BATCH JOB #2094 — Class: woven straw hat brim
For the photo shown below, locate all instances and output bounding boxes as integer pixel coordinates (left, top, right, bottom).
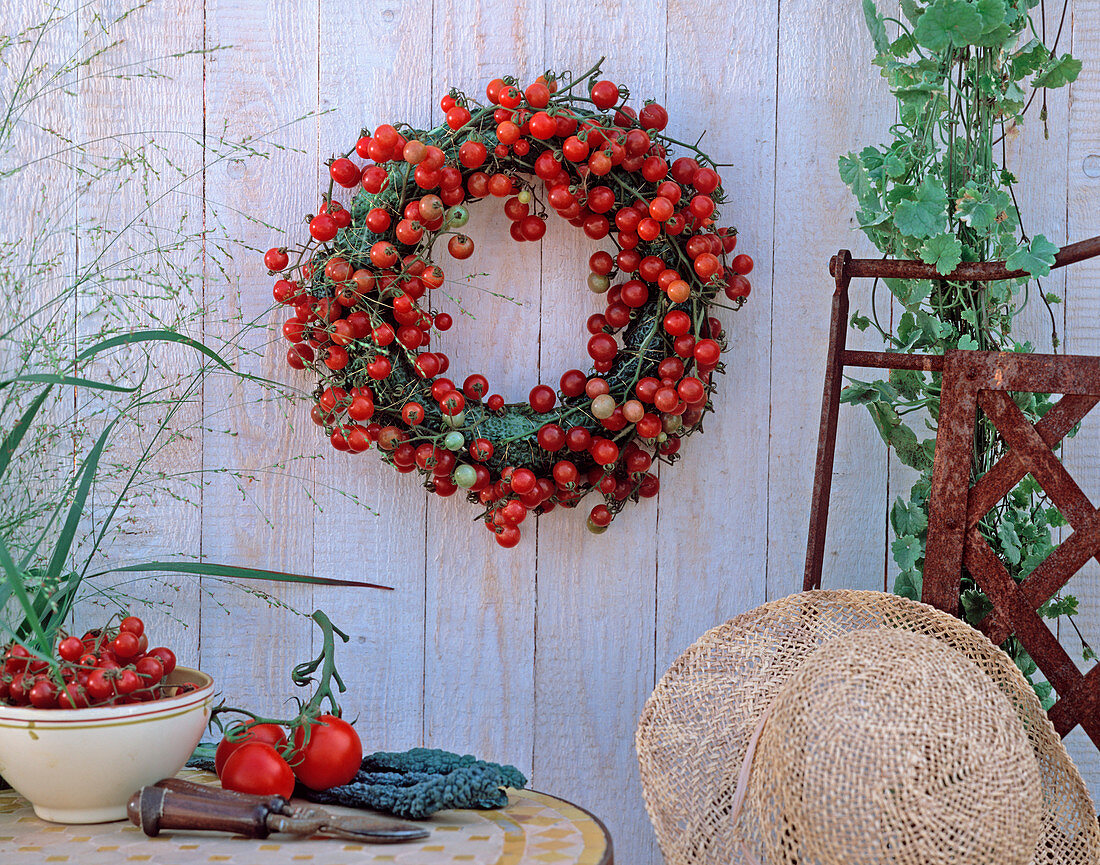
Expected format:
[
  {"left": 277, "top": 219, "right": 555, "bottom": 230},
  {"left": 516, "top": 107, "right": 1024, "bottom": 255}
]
[{"left": 635, "top": 589, "right": 1100, "bottom": 865}]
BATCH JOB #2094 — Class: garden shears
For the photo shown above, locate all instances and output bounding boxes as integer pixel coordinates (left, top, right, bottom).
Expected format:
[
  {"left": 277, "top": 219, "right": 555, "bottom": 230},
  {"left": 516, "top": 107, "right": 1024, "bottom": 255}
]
[{"left": 127, "top": 777, "right": 429, "bottom": 843}]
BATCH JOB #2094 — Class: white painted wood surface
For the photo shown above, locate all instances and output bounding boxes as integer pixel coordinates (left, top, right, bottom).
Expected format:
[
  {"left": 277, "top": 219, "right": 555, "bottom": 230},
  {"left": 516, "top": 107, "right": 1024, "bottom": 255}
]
[{"left": 3, "top": 1, "right": 1098, "bottom": 862}]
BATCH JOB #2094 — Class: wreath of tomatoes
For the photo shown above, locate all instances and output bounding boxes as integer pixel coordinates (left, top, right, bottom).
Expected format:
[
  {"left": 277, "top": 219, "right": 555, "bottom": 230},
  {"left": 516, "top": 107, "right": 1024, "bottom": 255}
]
[{"left": 267, "top": 61, "right": 752, "bottom": 547}]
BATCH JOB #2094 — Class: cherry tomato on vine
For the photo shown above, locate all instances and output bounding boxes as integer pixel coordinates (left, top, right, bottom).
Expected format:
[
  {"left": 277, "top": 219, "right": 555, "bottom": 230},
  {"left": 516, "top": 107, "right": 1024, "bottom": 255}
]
[
  {"left": 290, "top": 715, "right": 363, "bottom": 790},
  {"left": 590, "top": 79, "right": 619, "bottom": 110},
  {"left": 264, "top": 248, "right": 289, "bottom": 271},
  {"left": 309, "top": 213, "right": 338, "bottom": 243},
  {"left": 458, "top": 140, "right": 487, "bottom": 169},
  {"left": 221, "top": 742, "right": 296, "bottom": 799},
  {"left": 29, "top": 678, "right": 59, "bottom": 709},
  {"left": 112, "top": 631, "right": 140, "bottom": 660},
  {"left": 215, "top": 723, "right": 289, "bottom": 777},
  {"left": 147, "top": 646, "right": 176, "bottom": 675},
  {"left": 329, "top": 158, "right": 360, "bottom": 188},
  {"left": 57, "top": 636, "right": 83, "bottom": 663},
  {"left": 448, "top": 235, "right": 475, "bottom": 259},
  {"left": 732, "top": 253, "right": 754, "bottom": 275}
]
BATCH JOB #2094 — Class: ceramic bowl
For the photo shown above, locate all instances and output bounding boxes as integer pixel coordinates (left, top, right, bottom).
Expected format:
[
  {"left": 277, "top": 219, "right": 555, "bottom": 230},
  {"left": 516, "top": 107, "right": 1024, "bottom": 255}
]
[{"left": 0, "top": 666, "right": 213, "bottom": 823}]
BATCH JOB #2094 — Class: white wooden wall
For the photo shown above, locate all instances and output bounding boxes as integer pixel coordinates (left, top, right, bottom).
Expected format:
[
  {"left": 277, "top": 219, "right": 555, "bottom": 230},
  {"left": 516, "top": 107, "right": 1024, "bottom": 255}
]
[{"left": 5, "top": 1, "right": 1100, "bottom": 862}]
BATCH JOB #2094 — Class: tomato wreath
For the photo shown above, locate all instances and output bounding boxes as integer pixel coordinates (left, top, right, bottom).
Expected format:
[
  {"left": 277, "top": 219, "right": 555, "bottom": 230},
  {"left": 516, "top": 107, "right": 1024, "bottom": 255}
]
[{"left": 266, "top": 60, "right": 753, "bottom": 547}]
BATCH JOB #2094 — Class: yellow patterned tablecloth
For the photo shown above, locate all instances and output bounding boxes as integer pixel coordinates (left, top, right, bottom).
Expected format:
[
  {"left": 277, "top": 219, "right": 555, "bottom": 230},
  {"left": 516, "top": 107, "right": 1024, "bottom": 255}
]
[{"left": 0, "top": 770, "right": 612, "bottom": 865}]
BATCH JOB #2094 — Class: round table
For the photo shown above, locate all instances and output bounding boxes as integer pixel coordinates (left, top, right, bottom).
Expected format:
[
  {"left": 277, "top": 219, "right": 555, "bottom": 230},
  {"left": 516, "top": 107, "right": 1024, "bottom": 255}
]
[{"left": 0, "top": 770, "right": 613, "bottom": 865}]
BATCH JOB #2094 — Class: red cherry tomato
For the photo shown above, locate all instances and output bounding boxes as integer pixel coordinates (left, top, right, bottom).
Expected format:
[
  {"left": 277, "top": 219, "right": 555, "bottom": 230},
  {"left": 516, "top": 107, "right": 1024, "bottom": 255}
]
[
  {"left": 146, "top": 646, "right": 177, "bottom": 675},
  {"left": 57, "top": 636, "right": 83, "bottom": 663},
  {"left": 112, "top": 631, "right": 140, "bottom": 659},
  {"left": 221, "top": 742, "right": 296, "bottom": 798},
  {"left": 290, "top": 715, "right": 363, "bottom": 790},
  {"left": 119, "top": 616, "right": 145, "bottom": 637},
  {"left": 215, "top": 723, "right": 289, "bottom": 777}
]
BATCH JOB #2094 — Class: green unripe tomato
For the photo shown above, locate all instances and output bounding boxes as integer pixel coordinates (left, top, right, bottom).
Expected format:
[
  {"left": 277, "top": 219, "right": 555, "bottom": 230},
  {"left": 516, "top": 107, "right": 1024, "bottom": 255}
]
[
  {"left": 517, "top": 189, "right": 533, "bottom": 204},
  {"left": 445, "top": 205, "right": 470, "bottom": 228},
  {"left": 587, "top": 273, "right": 610, "bottom": 294},
  {"left": 453, "top": 464, "right": 478, "bottom": 488},
  {"left": 662, "top": 414, "right": 682, "bottom": 433},
  {"left": 586, "top": 518, "right": 609, "bottom": 534},
  {"left": 443, "top": 410, "right": 466, "bottom": 428},
  {"left": 444, "top": 430, "right": 465, "bottom": 451},
  {"left": 591, "top": 394, "right": 616, "bottom": 419}
]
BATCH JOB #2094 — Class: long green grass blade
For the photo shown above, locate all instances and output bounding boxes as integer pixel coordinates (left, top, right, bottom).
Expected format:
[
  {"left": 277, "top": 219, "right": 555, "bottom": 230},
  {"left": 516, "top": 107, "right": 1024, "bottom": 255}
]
[
  {"left": 0, "top": 385, "right": 53, "bottom": 480},
  {"left": 42, "top": 416, "right": 119, "bottom": 583},
  {"left": 0, "top": 536, "right": 49, "bottom": 651},
  {"left": 0, "top": 373, "right": 139, "bottom": 392},
  {"left": 37, "top": 570, "right": 81, "bottom": 638},
  {"left": 73, "top": 329, "right": 287, "bottom": 390},
  {"left": 93, "top": 561, "right": 393, "bottom": 591},
  {"left": 75, "top": 329, "right": 235, "bottom": 371}
]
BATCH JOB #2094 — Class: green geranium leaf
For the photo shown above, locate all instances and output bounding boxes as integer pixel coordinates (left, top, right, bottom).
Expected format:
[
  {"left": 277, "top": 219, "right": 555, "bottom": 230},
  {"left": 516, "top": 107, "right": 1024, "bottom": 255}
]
[
  {"left": 899, "top": 0, "right": 924, "bottom": 22},
  {"left": 1033, "top": 53, "right": 1083, "bottom": 89},
  {"left": 889, "top": 367, "right": 926, "bottom": 400},
  {"left": 894, "top": 569, "right": 922, "bottom": 600},
  {"left": 867, "top": 400, "right": 902, "bottom": 444},
  {"left": 960, "top": 588, "right": 993, "bottom": 623},
  {"left": 884, "top": 151, "right": 908, "bottom": 178},
  {"left": 914, "top": 0, "right": 984, "bottom": 51},
  {"left": 907, "top": 279, "right": 932, "bottom": 307},
  {"left": 1044, "top": 595, "right": 1079, "bottom": 618},
  {"left": 976, "top": 0, "right": 1006, "bottom": 30},
  {"left": 1006, "top": 234, "right": 1060, "bottom": 277},
  {"left": 1014, "top": 647, "right": 1038, "bottom": 678},
  {"left": 1029, "top": 682, "right": 1056, "bottom": 708},
  {"left": 955, "top": 182, "right": 1011, "bottom": 231},
  {"left": 920, "top": 233, "right": 963, "bottom": 274},
  {"left": 839, "top": 152, "right": 875, "bottom": 204},
  {"left": 897, "top": 310, "right": 918, "bottom": 345},
  {"left": 891, "top": 496, "right": 929, "bottom": 537},
  {"left": 997, "top": 520, "right": 1022, "bottom": 564},
  {"left": 894, "top": 176, "right": 948, "bottom": 238},
  {"left": 1011, "top": 39, "right": 1049, "bottom": 79},
  {"left": 862, "top": 0, "right": 891, "bottom": 52},
  {"left": 916, "top": 310, "right": 945, "bottom": 341},
  {"left": 890, "top": 33, "right": 916, "bottom": 57},
  {"left": 892, "top": 535, "right": 923, "bottom": 570},
  {"left": 850, "top": 312, "right": 872, "bottom": 331}
]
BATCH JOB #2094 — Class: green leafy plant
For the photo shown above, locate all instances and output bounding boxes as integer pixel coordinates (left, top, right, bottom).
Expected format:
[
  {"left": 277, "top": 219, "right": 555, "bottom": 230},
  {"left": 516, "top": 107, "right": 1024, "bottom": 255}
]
[
  {"left": 840, "top": 0, "right": 1087, "bottom": 705},
  {"left": 0, "top": 3, "right": 384, "bottom": 672}
]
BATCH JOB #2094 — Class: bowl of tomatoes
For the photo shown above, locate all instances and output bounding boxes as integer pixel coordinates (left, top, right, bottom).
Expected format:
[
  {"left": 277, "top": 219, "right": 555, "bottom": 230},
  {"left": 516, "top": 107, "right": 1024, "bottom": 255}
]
[{"left": 0, "top": 616, "right": 213, "bottom": 823}]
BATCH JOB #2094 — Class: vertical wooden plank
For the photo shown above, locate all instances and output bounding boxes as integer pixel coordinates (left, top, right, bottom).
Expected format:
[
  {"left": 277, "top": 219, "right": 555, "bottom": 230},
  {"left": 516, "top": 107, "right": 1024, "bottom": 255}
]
[
  {"left": 0, "top": 3, "right": 79, "bottom": 637},
  {"left": 768, "top": 0, "right": 896, "bottom": 600},
  {"left": 423, "top": 0, "right": 543, "bottom": 770},
  {"left": 73, "top": 0, "right": 206, "bottom": 664},
  {"left": 1005, "top": 84, "right": 1070, "bottom": 353},
  {"left": 534, "top": 12, "right": 663, "bottom": 864},
  {"left": 200, "top": 0, "right": 319, "bottom": 716},
  {"left": 1062, "top": 0, "right": 1100, "bottom": 799},
  {"left": 312, "top": 0, "right": 432, "bottom": 752},
  {"left": 657, "top": 1, "right": 777, "bottom": 668}
]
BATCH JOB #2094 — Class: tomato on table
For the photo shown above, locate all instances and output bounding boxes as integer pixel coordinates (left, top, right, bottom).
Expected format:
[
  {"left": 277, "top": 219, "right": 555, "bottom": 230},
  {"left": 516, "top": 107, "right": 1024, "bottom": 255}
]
[
  {"left": 290, "top": 714, "right": 363, "bottom": 790},
  {"left": 220, "top": 742, "right": 295, "bottom": 799},
  {"left": 215, "top": 723, "right": 288, "bottom": 776}
]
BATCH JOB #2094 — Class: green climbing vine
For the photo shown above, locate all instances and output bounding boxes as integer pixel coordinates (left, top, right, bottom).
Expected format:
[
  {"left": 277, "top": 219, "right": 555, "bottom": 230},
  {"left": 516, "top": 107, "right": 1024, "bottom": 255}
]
[{"left": 839, "top": 0, "right": 1087, "bottom": 706}]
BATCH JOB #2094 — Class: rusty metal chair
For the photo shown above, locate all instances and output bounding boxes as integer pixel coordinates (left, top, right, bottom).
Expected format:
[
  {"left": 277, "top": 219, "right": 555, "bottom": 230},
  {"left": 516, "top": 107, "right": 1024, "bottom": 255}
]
[{"left": 802, "top": 236, "right": 1100, "bottom": 748}]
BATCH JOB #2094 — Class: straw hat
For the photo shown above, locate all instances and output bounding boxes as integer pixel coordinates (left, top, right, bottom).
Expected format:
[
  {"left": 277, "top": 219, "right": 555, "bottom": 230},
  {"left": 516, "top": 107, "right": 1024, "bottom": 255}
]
[{"left": 635, "top": 590, "right": 1100, "bottom": 865}]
